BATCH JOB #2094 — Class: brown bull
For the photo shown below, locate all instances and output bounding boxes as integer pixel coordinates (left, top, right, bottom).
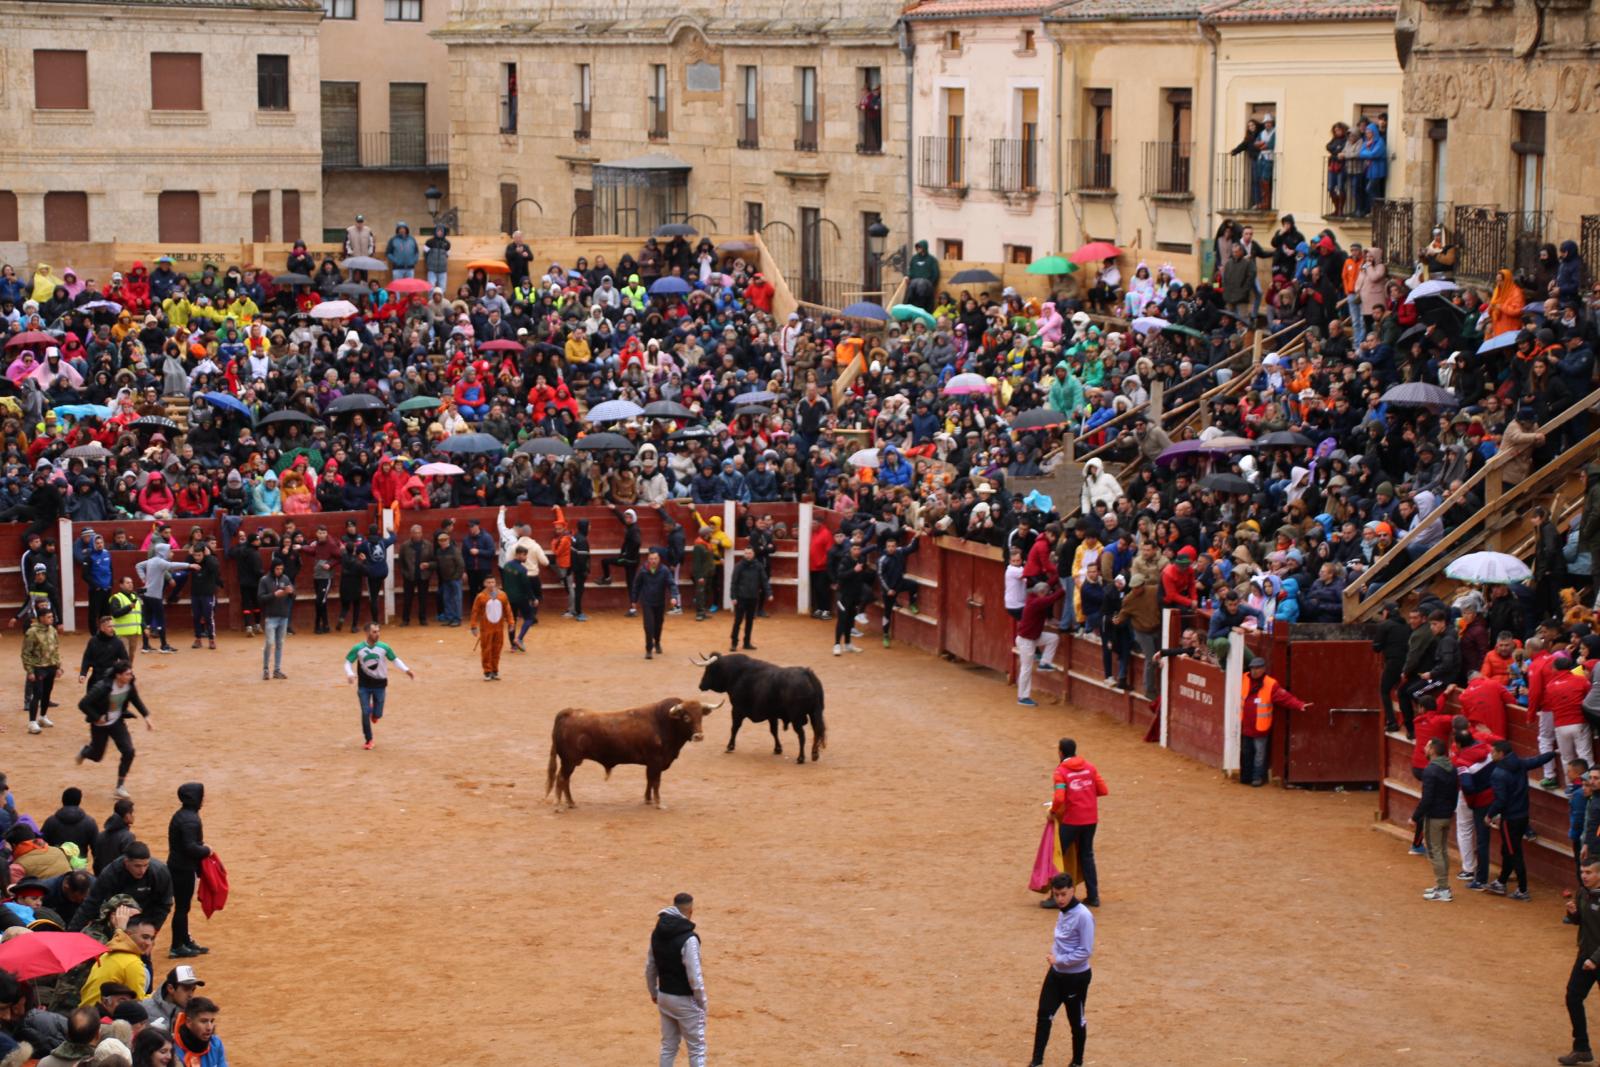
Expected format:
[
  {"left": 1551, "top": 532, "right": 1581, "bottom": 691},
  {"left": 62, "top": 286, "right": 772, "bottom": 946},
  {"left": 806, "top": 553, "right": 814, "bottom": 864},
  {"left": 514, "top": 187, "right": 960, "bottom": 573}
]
[{"left": 545, "top": 697, "right": 723, "bottom": 811}]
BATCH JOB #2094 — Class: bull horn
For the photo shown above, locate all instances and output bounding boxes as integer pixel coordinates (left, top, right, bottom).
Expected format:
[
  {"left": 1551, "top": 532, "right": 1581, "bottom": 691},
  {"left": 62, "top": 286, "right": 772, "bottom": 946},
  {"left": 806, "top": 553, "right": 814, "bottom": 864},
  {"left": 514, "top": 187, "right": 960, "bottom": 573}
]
[
  {"left": 690, "top": 653, "right": 712, "bottom": 666},
  {"left": 707, "top": 697, "right": 726, "bottom": 711},
  {"left": 668, "top": 702, "right": 684, "bottom": 715}
]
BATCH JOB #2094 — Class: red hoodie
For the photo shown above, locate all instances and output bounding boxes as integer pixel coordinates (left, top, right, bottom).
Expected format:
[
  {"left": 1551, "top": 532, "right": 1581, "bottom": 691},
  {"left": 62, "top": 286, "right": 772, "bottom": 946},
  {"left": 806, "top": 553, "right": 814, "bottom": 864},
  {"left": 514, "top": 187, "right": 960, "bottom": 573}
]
[
  {"left": 1410, "top": 709, "right": 1456, "bottom": 770},
  {"left": 1052, "top": 756, "right": 1108, "bottom": 826},
  {"left": 1458, "top": 676, "right": 1516, "bottom": 739},
  {"left": 809, "top": 524, "right": 834, "bottom": 575},
  {"left": 371, "top": 460, "right": 408, "bottom": 509},
  {"left": 1452, "top": 725, "right": 1500, "bottom": 809}
]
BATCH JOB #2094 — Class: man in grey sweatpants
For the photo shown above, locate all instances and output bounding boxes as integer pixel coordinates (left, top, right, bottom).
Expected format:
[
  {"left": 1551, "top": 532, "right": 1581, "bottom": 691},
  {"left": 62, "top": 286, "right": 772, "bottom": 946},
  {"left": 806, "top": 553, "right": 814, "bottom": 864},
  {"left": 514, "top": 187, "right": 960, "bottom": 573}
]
[{"left": 646, "top": 891, "right": 707, "bottom": 1067}]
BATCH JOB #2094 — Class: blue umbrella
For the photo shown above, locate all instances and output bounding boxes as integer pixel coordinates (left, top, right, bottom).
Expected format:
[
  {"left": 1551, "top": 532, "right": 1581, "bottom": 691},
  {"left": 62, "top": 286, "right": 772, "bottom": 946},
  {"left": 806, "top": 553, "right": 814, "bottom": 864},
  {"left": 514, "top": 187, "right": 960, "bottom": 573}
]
[
  {"left": 1477, "top": 331, "right": 1521, "bottom": 354},
  {"left": 732, "top": 390, "right": 776, "bottom": 405},
  {"left": 841, "top": 302, "right": 891, "bottom": 322},
  {"left": 52, "top": 404, "right": 113, "bottom": 421},
  {"left": 648, "top": 276, "right": 692, "bottom": 296},
  {"left": 587, "top": 399, "right": 645, "bottom": 423},
  {"left": 201, "top": 392, "right": 252, "bottom": 418}
]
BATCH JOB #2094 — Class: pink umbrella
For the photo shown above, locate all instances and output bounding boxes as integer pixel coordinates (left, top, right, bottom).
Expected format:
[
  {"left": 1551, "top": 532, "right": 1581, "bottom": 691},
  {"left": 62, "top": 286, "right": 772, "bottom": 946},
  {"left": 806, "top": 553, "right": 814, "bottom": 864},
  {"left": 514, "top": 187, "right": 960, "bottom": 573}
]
[
  {"left": 942, "top": 373, "right": 993, "bottom": 396},
  {"left": 0, "top": 931, "right": 108, "bottom": 981},
  {"left": 388, "top": 277, "right": 432, "bottom": 295},
  {"left": 1070, "top": 241, "right": 1121, "bottom": 265},
  {"left": 477, "top": 339, "right": 524, "bottom": 353}
]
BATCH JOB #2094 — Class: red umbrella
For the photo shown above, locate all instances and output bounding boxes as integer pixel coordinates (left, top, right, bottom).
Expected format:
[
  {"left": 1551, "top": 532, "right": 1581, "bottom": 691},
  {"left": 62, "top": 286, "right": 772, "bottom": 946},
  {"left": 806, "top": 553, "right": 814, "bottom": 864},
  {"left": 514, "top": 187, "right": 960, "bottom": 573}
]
[
  {"left": 478, "top": 339, "right": 524, "bottom": 353},
  {"left": 0, "top": 931, "right": 108, "bottom": 980},
  {"left": 388, "top": 277, "right": 432, "bottom": 295},
  {"left": 1070, "top": 241, "right": 1121, "bottom": 265},
  {"left": 4, "top": 330, "right": 55, "bottom": 350}
]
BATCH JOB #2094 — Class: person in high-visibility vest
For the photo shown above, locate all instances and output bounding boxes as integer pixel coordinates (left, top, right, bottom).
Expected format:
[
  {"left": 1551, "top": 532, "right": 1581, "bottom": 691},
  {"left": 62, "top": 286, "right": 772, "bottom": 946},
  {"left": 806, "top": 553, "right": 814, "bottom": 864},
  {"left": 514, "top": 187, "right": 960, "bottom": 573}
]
[
  {"left": 1240, "top": 656, "right": 1309, "bottom": 787},
  {"left": 106, "top": 575, "right": 144, "bottom": 664}
]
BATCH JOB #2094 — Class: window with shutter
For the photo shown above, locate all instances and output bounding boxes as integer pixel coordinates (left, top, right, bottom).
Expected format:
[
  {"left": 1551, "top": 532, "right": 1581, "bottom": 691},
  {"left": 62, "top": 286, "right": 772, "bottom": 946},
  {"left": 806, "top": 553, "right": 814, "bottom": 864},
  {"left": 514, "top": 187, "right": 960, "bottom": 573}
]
[
  {"left": 252, "top": 191, "right": 272, "bottom": 242},
  {"left": 0, "top": 193, "right": 18, "bottom": 243},
  {"left": 258, "top": 55, "right": 289, "bottom": 111},
  {"left": 34, "top": 51, "right": 88, "bottom": 110},
  {"left": 282, "top": 190, "right": 302, "bottom": 242},
  {"left": 158, "top": 191, "right": 201, "bottom": 243},
  {"left": 151, "top": 53, "right": 203, "bottom": 111},
  {"left": 321, "top": 82, "right": 359, "bottom": 166},
  {"left": 389, "top": 82, "right": 427, "bottom": 166},
  {"left": 43, "top": 192, "right": 89, "bottom": 242}
]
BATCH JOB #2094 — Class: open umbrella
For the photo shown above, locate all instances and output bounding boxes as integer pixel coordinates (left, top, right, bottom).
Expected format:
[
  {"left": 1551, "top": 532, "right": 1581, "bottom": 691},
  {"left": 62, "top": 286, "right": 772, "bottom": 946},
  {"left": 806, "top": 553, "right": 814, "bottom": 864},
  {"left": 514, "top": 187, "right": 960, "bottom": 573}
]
[
  {"left": 78, "top": 300, "right": 122, "bottom": 314},
  {"left": 257, "top": 409, "right": 318, "bottom": 427},
  {"left": 517, "top": 437, "right": 575, "bottom": 457},
  {"left": 339, "top": 256, "right": 388, "bottom": 273},
  {"left": 0, "top": 931, "right": 111, "bottom": 981},
  {"left": 890, "top": 304, "right": 937, "bottom": 328},
  {"left": 129, "top": 416, "right": 179, "bottom": 434},
  {"left": 1256, "top": 430, "right": 1314, "bottom": 448},
  {"left": 668, "top": 426, "right": 714, "bottom": 441},
  {"left": 1405, "top": 279, "right": 1459, "bottom": 304},
  {"left": 1025, "top": 255, "right": 1078, "bottom": 276},
  {"left": 718, "top": 240, "right": 757, "bottom": 255},
  {"left": 333, "top": 282, "right": 370, "bottom": 297},
  {"left": 1163, "top": 323, "right": 1207, "bottom": 340},
  {"left": 477, "top": 339, "right": 524, "bottom": 353},
  {"left": 1395, "top": 322, "right": 1431, "bottom": 347},
  {"left": 309, "top": 300, "right": 359, "bottom": 320},
  {"left": 575, "top": 432, "right": 636, "bottom": 452},
  {"left": 394, "top": 396, "right": 441, "bottom": 413},
  {"left": 52, "top": 404, "right": 112, "bottom": 421},
  {"left": 4, "top": 330, "right": 54, "bottom": 350},
  {"left": 388, "top": 277, "right": 432, "bottom": 295},
  {"left": 1198, "top": 472, "right": 1256, "bottom": 495},
  {"left": 415, "top": 462, "right": 464, "bottom": 477},
  {"left": 735, "top": 405, "right": 770, "bottom": 418},
  {"left": 1444, "top": 551, "right": 1532, "bottom": 585},
  {"left": 840, "top": 302, "right": 891, "bottom": 322},
  {"left": 732, "top": 390, "right": 776, "bottom": 406},
  {"left": 325, "top": 393, "right": 386, "bottom": 415},
  {"left": 200, "top": 392, "right": 252, "bottom": 418},
  {"left": 587, "top": 399, "right": 645, "bottom": 423},
  {"left": 643, "top": 400, "right": 696, "bottom": 420},
  {"left": 435, "top": 433, "right": 504, "bottom": 455},
  {"left": 1010, "top": 408, "right": 1070, "bottom": 431},
  {"left": 949, "top": 268, "right": 1002, "bottom": 285},
  {"left": 653, "top": 222, "right": 698, "bottom": 237},
  {"left": 943, "top": 373, "right": 993, "bottom": 396},
  {"left": 1130, "top": 316, "right": 1170, "bottom": 335},
  {"left": 1414, "top": 294, "right": 1470, "bottom": 332},
  {"left": 648, "top": 276, "right": 692, "bottom": 296},
  {"left": 1070, "top": 241, "right": 1121, "bottom": 265},
  {"left": 1477, "top": 331, "right": 1522, "bottom": 354},
  {"left": 1198, "top": 435, "right": 1256, "bottom": 452},
  {"left": 848, "top": 447, "right": 881, "bottom": 469},
  {"left": 1380, "top": 382, "right": 1459, "bottom": 409},
  {"left": 275, "top": 272, "right": 314, "bottom": 286},
  {"left": 64, "top": 442, "right": 115, "bottom": 460},
  {"left": 466, "top": 260, "right": 511, "bottom": 274}
]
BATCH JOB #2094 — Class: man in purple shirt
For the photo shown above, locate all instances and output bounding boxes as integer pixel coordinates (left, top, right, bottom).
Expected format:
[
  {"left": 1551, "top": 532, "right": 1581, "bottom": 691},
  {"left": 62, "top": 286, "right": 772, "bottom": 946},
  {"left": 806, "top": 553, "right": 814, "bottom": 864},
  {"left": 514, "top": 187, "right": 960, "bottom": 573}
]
[{"left": 1031, "top": 872, "right": 1095, "bottom": 1067}]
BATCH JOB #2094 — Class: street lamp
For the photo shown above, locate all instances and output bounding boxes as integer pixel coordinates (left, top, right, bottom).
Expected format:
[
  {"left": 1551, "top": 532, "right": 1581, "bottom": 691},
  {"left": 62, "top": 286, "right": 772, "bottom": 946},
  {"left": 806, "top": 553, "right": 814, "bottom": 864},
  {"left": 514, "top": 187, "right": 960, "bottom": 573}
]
[
  {"left": 423, "top": 184, "right": 460, "bottom": 233},
  {"left": 866, "top": 220, "right": 889, "bottom": 260}
]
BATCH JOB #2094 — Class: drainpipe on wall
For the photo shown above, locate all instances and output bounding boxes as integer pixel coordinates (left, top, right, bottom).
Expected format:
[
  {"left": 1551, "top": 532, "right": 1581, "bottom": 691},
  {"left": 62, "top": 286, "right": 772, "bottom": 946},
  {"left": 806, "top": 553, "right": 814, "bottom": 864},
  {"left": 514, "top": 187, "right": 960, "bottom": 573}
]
[
  {"left": 1200, "top": 19, "right": 1221, "bottom": 271},
  {"left": 900, "top": 19, "right": 915, "bottom": 254},
  {"left": 1053, "top": 30, "right": 1065, "bottom": 256}
]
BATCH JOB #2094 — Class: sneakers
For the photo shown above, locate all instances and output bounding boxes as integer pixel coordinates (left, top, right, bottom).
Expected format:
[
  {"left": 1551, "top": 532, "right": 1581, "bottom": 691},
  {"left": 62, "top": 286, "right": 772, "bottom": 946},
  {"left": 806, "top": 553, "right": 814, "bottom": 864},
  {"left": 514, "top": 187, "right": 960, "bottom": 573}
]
[
  {"left": 1468, "top": 880, "right": 1488, "bottom": 892},
  {"left": 1018, "top": 697, "right": 1038, "bottom": 707},
  {"left": 75, "top": 749, "right": 86, "bottom": 766},
  {"left": 272, "top": 670, "right": 288, "bottom": 680},
  {"left": 1558, "top": 1049, "right": 1596, "bottom": 1065},
  {"left": 263, "top": 669, "right": 270, "bottom": 681},
  {"left": 575, "top": 614, "right": 589, "bottom": 622},
  {"left": 1456, "top": 870, "right": 1475, "bottom": 882},
  {"left": 845, "top": 644, "right": 862, "bottom": 654},
  {"left": 1487, "top": 881, "right": 1508, "bottom": 895},
  {"left": 667, "top": 607, "right": 682, "bottom": 616},
  {"left": 27, "top": 721, "right": 41, "bottom": 734},
  {"left": 855, "top": 613, "right": 869, "bottom": 625},
  {"left": 483, "top": 673, "right": 493, "bottom": 681},
  {"left": 1510, "top": 890, "right": 1531, "bottom": 901},
  {"left": 1037, "top": 663, "right": 1057, "bottom": 672},
  {"left": 192, "top": 639, "right": 203, "bottom": 649},
  {"left": 850, "top": 628, "right": 864, "bottom": 638},
  {"left": 1408, "top": 844, "right": 1428, "bottom": 856},
  {"left": 38, "top": 716, "right": 53, "bottom": 728},
  {"left": 114, "top": 786, "right": 131, "bottom": 800},
  {"left": 1541, "top": 777, "right": 1560, "bottom": 790},
  {"left": 832, "top": 644, "right": 842, "bottom": 656},
  {"left": 882, "top": 635, "right": 891, "bottom": 648},
  {"left": 626, "top": 608, "right": 639, "bottom": 618},
  {"left": 1423, "top": 887, "right": 1453, "bottom": 901},
  {"left": 169, "top": 944, "right": 201, "bottom": 959},
  {"left": 159, "top": 646, "right": 177, "bottom": 654},
  {"left": 363, "top": 740, "right": 375, "bottom": 750}
]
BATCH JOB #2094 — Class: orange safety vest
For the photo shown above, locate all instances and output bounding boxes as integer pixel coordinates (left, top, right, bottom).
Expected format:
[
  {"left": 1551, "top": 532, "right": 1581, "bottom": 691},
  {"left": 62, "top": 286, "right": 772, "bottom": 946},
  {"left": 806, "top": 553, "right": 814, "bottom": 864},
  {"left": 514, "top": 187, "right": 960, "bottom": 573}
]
[{"left": 1242, "top": 674, "right": 1278, "bottom": 733}]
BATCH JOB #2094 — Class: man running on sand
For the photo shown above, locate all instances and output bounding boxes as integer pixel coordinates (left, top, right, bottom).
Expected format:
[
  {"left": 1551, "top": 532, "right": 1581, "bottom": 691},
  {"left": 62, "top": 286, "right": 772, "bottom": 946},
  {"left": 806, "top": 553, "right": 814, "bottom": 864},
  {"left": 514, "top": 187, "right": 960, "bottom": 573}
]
[{"left": 344, "top": 623, "right": 414, "bottom": 750}]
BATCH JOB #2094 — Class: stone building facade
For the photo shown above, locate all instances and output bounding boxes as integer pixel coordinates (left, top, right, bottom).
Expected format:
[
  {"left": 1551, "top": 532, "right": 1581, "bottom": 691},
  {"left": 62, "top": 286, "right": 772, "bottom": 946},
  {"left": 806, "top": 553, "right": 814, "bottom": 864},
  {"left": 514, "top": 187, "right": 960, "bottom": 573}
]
[
  {"left": 1393, "top": 0, "right": 1600, "bottom": 278},
  {"left": 0, "top": 0, "right": 324, "bottom": 245},
  {"left": 435, "top": 0, "right": 910, "bottom": 309}
]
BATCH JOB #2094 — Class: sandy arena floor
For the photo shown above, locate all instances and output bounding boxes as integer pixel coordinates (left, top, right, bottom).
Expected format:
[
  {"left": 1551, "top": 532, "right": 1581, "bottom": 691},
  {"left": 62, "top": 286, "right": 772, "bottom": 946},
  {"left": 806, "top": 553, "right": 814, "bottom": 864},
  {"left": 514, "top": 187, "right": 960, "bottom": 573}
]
[{"left": 1, "top": 613, "right": 1579, "bottom": 1065}]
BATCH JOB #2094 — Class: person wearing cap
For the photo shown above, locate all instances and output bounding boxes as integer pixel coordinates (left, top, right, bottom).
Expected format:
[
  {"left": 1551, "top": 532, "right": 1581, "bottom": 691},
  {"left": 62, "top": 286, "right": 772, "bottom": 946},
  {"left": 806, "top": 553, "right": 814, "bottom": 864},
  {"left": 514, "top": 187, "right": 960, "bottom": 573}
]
[
  {"left": 432, "top": 529, "right": 465, "bottom": 627},
  {"left": 145, "top": 963, "right": 204, "bottom": 1031},
  {"left": 21, "top": 604, "right": 61, "bottom": 735},
  {"left": 1239, "top": 655, "right": 1308, "bottom": 786},
  {"left": 905, "top": 239, "right": 940, "bottom": 311},
  {"left": 461, "top": 517, "right": 497, "bottom": 605},
  {"left": 599, "top": 507, "right": 643, "bottom": 607}
]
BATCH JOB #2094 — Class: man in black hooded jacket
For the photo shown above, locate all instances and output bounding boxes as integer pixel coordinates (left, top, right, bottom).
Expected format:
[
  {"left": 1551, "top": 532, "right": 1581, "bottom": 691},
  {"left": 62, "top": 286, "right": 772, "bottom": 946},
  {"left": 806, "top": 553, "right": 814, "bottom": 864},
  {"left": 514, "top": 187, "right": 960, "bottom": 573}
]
[
  {"left": 40, "top": 787, "right": 97, "bottom": 859},
  {"left": 167, "top": 782, "right": 212, "bottom": 958}
]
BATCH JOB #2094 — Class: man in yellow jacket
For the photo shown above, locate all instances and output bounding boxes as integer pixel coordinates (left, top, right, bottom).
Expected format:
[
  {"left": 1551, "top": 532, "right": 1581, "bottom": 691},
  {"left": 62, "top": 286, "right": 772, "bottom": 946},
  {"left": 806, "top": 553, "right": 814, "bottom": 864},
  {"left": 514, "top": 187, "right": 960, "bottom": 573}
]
[{"left": 80, "top": 914, "right": 157, "bottom": 1006}]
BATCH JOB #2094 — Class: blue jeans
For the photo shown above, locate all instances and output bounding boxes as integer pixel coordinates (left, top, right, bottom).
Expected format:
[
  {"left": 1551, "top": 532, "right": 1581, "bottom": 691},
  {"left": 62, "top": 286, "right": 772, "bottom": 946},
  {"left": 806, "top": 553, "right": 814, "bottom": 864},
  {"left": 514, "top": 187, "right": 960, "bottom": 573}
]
[
  {"left": 439, "top": 579, "right": 462, "bottom": 622},
  {"left": 262, "top": 616, "right": 288, "bottom": 672},
  {"left": 427, "top": 270, "right": 448, "bottom": 291},
  {"left": 391, "top": 265, "right": 415, "bottom": 278},
  {"left": 1241, "top": 734, "right": 1270, "bottom": 785},
  {"left": 1347, "top": 293, "right": 1365, "bottom": 343},
  {"left": 358, "top": 686, "right": 386, "bottom": 742}
]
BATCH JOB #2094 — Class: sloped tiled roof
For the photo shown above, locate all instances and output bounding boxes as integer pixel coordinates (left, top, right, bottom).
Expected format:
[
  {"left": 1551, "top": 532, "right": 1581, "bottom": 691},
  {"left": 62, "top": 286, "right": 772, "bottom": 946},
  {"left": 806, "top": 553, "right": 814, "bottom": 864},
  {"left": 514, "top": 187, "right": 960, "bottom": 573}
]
[
  {"left": 1046, "top": 0, "right": 1211, "bottom": 22},
  {"left": 903, "top": 0, "right": 1056, "bottom": 18},
  {"left": 48, "top": 0, "right": 321, "bottom": 8},
  {"left": 1202, "top": 0, "right": 1394, "bottom": 21}
]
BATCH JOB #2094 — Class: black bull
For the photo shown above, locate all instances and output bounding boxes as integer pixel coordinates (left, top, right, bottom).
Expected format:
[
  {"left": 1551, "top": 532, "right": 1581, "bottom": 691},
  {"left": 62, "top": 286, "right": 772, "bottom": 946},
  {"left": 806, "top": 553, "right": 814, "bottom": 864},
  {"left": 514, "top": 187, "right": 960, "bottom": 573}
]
[{"left": 694, "top": 652, "right": 827, "bottom": 764}]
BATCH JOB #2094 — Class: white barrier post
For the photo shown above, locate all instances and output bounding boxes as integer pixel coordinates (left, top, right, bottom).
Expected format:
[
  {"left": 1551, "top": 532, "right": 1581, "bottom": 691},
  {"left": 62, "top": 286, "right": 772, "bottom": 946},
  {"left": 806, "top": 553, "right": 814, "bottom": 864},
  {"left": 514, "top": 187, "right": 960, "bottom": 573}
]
[
  {"left": 1158, "top": 608, "right": 1173, "bottom": 747},
  {"left": 382, "top": 507, "right": 397, "bottom": 620},
  {"left": 722, "top": 499, "right": 736, "bottom": 609},
  {"left": 1223, "top": 633, "right": 1246, "bottom": 773},
  {"left": 58, "top": 517, "right": 76, "bottom": 632},
  {"left": 796, "top": 503, "right": 813, "bottom": 616}
]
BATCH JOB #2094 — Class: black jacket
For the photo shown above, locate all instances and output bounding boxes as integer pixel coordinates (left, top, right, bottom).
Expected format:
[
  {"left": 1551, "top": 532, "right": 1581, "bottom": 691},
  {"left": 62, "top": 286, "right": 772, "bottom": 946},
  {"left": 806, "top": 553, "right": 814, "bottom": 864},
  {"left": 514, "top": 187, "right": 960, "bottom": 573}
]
[
  {"left": 1431, "top": 632, "right": 1463, "bottom": 687},
  {"left": 1371, "top": 616, "right": 1409, "bottom": 665},
  {"left": 631, "top": 564, "right": 678, "bottom": 608},
  {"left": 79, "top": 632, "right": 128, "bottom": 685},
  {"left": 1412, "top": 758, "right": 1460, "bottom": 821},
  {"left": 41, "top": 804, "right": 98, "bottom": 857},
  {"left": 188, "top": 553, "right": 223, "bottom": 598},
  {"left": 1487, "top": 751, "right": 1558, "bottom": 821},
  {"left": 729, "top": 559, "right": 769, "bottom": 601},
  {"left": 91, "top": 813, "right": 135, "bottom": 875},
  {"left": 166, "top": 782, "right": 211, "bottom": 873},
  {"left": 70, "top": 854, "right": 174, "bottom": 931},
  {"left": 78, "top": 678, "right": 151, "bottom": 724}
]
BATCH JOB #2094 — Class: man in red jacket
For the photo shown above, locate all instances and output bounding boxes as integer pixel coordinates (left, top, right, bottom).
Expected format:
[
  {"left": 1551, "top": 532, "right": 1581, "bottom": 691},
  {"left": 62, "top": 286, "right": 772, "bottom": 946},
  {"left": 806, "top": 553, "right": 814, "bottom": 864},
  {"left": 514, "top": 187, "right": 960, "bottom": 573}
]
[
  {"left": 1023, "top": 523, "right": 1060, "bottom": 585},
  {"left": 1160, "top": 546, "right": 1198, "bottom": 611},
  {"left": 1452, "top": 715, "right": 1500, "bottom": 890},
  {"left": 1239, "top": 656, "right": 1309, "bottom": 787},
  {"left": 1049, "top": 737, "right": 1108, "bottom": 908},
  {"left": 1458, "top": 671, "right": 1518, "bottom": 740},
  {"left": 1016, "top": 582, "right": 1064, "bottom": 707},
  {"left": 1546, "top": 655, "right": 1594, "bottom": 788},
  {"left": 808, "top": 524, "right": 836, "bottom": 620}
]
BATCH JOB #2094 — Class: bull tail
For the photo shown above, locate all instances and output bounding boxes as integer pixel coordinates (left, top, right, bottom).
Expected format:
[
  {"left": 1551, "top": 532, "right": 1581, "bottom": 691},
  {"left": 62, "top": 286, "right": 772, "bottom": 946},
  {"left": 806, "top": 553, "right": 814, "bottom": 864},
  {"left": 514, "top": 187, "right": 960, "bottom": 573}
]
[
  {"left": 809, "top": 670, "right": 827, "bottom": 749},
  {"left": 545, "top": 710, "right": 568, "bottom": 798}
]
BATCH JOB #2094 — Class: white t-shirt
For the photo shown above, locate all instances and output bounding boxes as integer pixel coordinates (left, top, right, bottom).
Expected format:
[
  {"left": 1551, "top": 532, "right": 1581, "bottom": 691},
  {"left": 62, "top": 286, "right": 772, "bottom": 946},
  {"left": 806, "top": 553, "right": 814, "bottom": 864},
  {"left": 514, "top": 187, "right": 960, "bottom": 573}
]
[{"left": 1004, "top": 564, "right": 1027, "bottom": 611}]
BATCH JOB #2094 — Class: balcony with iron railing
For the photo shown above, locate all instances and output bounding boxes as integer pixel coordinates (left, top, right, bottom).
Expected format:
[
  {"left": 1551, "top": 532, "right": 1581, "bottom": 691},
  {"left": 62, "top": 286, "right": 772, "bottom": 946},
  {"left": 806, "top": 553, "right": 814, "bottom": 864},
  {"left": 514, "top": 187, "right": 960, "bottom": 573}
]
[
  {"left": 857, "top": 110, "right": 883, "bottom": 155},
  {"left": 322, "top": 130, "right": 447, "bottom": 170},
  {"left": 1066, "top": 139, "right": 1114, "bottom": 196},
  {"left": 1215, "top": 151, "right": 1280, "bottom": 215},
  {"left": 573, "top": 102, "right": 591, "bottom": 141},
  {"left": 1140, "top": 141, "right": 1192, "bottom": 200},
  {"left": 917, "top": 136, "right": 968, "bottom": 192},
  {"left": 989, "top": 138, "right": 1040, "bottom": 194},
  {"left": 794, "top": 104, "right": 818, "bottom": 152},
  {"left": 1371, "top": 198, "right": 1452, "bottom": 270},
  {"left": 736, "top": 108, "right": 758, "bottom": 150},
  {"left": 647, "top": 97, "right": 668, "bottom": 141}
]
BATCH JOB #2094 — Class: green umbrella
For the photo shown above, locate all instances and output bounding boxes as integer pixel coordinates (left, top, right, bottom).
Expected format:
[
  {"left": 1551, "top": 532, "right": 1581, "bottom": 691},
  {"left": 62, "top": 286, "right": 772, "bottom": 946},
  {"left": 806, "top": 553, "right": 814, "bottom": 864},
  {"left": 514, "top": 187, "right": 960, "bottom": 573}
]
[
  {"left": 1024, "top": 255, "right": 1077, "bottom": 276},
  {"left": 890, "top": 304, "right": 937, "bottom": 329},
  {"left": 395, "top": 396, "right": 442, "bottom": 413},
  {"left": 273, "top": 446, "right": 325, "bottom": 474},
  {"left": 1162, "top": 324, "right": 1207, "bottom": 340}
]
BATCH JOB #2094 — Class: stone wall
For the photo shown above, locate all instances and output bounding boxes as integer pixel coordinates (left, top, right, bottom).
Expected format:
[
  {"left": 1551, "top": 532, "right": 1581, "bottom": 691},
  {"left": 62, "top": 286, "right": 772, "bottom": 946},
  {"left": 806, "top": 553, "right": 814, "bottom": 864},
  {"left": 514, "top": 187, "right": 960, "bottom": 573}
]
[{"left": 0, "top": 1, "right": 324, "bottom": 243}]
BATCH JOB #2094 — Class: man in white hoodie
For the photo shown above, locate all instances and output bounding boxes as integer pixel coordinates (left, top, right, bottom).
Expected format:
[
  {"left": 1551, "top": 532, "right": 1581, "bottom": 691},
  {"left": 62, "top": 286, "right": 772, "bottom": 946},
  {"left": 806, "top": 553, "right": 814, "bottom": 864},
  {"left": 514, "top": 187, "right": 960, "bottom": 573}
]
[{"left": 134, "top": 544, "right": 198, "bottom": 654}]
